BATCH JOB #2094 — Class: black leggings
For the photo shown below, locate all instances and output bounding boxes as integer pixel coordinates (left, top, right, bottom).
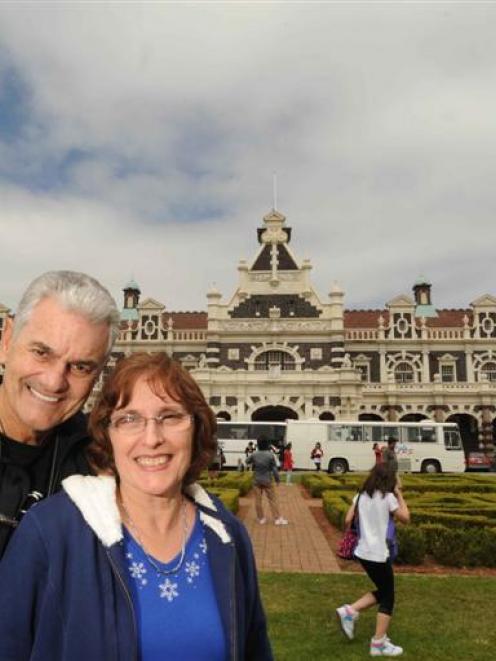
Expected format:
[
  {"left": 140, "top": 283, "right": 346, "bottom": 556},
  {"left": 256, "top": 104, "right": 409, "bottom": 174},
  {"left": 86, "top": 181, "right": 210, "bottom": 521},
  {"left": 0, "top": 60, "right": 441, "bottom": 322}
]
[{"left": 358, "top": 558, "right": 395, "bottom": 616}]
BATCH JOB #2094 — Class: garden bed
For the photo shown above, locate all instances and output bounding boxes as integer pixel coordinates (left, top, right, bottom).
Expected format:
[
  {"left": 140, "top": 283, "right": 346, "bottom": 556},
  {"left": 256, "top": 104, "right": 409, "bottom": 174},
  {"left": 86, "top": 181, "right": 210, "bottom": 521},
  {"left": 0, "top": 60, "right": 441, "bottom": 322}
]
[
  {"left": 310, "top": 505, "right": 496, "bottom": 577},
  {"left": 303, "top": 473, "right": 496, "bottom": 571}
]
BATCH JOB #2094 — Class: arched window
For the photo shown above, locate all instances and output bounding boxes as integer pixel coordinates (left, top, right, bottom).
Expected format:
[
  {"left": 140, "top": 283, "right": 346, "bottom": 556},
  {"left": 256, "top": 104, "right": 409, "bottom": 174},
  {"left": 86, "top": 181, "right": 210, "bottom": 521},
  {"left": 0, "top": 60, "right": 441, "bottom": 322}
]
[
  {"left": 481, "top": 362, "right": 496, "bottom": 382},
  {"left": 254, "top": 351, "right": 296, "bottom": 371},
  {"left": 394, "top": 362, "right": 414, "bottom": 383}
]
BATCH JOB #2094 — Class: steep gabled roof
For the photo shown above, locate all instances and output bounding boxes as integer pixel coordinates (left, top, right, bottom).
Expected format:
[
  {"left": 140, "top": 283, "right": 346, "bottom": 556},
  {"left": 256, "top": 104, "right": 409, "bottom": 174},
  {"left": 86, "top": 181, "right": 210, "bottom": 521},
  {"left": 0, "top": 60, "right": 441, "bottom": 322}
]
[
  {"left": 344, "top": 310, "right": 388, "bottom": 328},
  {"left": 344, "top": 308, "right": 471, "bottom": 329},
  {"left": 164, "top": 312, "right": 208, "bottom": 329}
]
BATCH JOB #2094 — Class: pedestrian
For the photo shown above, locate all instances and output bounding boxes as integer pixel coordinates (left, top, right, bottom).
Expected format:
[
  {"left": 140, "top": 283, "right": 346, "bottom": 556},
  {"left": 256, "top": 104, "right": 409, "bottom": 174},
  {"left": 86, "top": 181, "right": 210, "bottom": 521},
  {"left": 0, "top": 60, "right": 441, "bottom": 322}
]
[
  {"left": 282, "top": 442, "right": 294, "bottom": 485},
  {"left": 311, "top": 441, "right": 324, "bottom": 471},
  {"left": 0, "top": 352, "right": 273, "bottom": 660},
  {"left": 246, "top": 436, "right": 288, "bottom": 525},
  {"left": 208, "top": 442, "right": 223, "bottom": 479},
  {"left": 270, "top": 443, "right": 280, "bottom": 468},
  {"left": 381, "top": 438, "right": 398, "bottom": 474},
  {"left": 382, "top": 438, "right": 401, "bottom": 487},
  {"left": 336, "top": 463, "right": 410, "bottom": 657},
  {"left": 373, "top": 442, "right": 383, "bottom": 465},
  {"left": 245, "top": 441, "right": 255, "bottom": 471},
  {"left": 0, "top": 270, "right": 119, "bottom": 558}
]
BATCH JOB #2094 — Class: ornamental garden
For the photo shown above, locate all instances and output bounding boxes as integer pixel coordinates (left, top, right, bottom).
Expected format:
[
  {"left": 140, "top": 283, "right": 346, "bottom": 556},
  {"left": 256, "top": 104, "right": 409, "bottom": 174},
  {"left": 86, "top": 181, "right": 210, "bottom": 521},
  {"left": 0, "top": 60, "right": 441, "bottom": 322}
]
[{"left": 207, "top": 471, "right": 496, "bottom": 568}]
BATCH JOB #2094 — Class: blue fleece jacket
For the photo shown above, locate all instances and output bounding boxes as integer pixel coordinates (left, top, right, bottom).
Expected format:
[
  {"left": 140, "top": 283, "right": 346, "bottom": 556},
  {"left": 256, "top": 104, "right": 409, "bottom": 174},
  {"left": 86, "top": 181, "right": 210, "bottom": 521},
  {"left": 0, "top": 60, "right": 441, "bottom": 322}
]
[{"left": 0, "top": 476, "right": 272, "bottom": 661}]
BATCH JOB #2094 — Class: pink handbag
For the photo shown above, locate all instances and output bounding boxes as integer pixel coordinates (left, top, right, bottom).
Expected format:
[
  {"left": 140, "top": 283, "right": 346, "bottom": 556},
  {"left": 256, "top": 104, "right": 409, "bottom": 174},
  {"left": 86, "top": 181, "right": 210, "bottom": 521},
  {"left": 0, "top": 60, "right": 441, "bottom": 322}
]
[
  {"left": 337, "top": 528, "right": 358, "bottom": 559},
  {"left": 337, "top": 495, "right": 360, "bottom": 560}
]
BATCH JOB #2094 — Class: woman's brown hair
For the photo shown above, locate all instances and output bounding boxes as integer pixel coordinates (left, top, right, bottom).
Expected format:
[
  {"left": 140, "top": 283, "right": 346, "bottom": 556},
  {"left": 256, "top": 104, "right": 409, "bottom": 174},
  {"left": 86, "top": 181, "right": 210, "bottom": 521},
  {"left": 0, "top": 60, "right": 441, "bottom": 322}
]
[
  {"left": 88, "top": 352, "right": 217, "bottom": 485},
  {"left": 360, "top": 463, "right": 397, "bottom": 498}
]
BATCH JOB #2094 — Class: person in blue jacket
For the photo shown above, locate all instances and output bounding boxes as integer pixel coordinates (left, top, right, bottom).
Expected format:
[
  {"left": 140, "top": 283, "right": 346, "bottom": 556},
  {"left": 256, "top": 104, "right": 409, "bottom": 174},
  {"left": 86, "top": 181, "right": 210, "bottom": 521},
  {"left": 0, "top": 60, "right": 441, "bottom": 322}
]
[{"left": 0, "top": 351, "right": 273, "bottom": 661}]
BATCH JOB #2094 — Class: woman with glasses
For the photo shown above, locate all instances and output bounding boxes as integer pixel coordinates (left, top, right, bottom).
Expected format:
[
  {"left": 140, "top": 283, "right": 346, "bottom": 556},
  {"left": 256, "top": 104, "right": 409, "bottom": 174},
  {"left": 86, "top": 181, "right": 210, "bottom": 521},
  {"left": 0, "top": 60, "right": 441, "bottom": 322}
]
[{"left": 0, "top": 352, "right": 272, "bottom": 661}]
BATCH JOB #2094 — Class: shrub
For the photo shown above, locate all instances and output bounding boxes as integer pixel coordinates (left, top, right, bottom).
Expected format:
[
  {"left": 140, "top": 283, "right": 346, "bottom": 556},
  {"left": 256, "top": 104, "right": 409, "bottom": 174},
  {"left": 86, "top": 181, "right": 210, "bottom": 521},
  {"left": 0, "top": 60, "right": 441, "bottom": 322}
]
[
  {"left": 427, "top": 526, "right": 468, "bottom": 567},
  {"left": 322, "top": 491, "right": 351, "bottom": 529},
  {"left": 396, "top": 526, "right": 426, "bottom": 565},
  {"left": 213, "top": 472, "right": 253, "bottom": 496},
  {"left": 301, "top": 474, "right": 339, "bottom": 497},
  {"left": 464, "top": 527, "right": 496, "bottom": 568},
  {"left": 198, "top": 471, "right": 253, "bottom": 496},
  {"left": 207, "top": 488, "right": 239, "bottom": 513}
]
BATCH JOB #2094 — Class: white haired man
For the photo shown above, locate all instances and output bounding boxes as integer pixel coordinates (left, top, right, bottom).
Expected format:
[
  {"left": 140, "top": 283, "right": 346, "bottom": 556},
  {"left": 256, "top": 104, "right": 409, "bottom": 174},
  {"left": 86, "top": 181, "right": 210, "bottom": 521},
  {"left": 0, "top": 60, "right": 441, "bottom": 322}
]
[{"left": 0, "top": 270, "right": 120, "bottom": 557}]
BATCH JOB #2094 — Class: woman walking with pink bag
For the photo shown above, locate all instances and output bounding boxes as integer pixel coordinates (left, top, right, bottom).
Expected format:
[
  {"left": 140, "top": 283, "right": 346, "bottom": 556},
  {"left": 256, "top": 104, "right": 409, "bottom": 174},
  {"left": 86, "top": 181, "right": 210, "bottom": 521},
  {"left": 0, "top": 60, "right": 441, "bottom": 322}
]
[{"left": 336, "top": 464, "right": 410, "bottom": 657}]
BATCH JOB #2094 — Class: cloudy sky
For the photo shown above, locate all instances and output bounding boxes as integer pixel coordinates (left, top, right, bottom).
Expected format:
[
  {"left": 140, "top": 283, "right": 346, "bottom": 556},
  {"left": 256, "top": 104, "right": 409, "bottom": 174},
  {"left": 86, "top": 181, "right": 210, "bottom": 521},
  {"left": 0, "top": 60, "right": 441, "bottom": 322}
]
[{"left": 0, "top": 1, "right": 494, "bottom": 315}]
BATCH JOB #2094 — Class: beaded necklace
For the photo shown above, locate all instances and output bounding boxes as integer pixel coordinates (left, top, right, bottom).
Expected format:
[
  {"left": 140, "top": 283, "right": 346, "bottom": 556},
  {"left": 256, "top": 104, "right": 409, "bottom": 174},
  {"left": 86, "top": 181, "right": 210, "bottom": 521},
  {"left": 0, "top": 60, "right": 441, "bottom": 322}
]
[{"left": 120, "top": 497, "right": 189, "bottom": 576}]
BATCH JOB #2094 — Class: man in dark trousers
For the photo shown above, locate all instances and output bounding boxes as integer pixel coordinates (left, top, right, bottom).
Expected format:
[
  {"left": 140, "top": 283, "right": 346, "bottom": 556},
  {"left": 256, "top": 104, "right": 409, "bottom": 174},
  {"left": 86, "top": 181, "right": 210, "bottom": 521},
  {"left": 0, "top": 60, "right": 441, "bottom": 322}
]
[
  {"left": 246, "top": 435, "right": 288, "bottom": 526},
  {"left": 0, "top": 270, "right": 119, "bottom": 557}
]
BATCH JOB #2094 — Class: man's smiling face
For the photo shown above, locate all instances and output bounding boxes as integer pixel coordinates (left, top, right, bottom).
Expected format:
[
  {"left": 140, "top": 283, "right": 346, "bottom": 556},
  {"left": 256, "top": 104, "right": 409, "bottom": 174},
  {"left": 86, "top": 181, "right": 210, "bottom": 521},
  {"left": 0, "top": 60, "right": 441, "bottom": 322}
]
[{"left": 0, "top": 296, "right": 110, "bottom": 443}]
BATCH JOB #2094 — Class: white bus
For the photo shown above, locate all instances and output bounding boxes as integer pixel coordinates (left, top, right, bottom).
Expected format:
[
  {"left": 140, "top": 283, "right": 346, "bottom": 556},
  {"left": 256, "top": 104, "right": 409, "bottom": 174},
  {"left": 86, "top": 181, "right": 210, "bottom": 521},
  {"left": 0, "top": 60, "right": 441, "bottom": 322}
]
[
  {"left": 216, "top": 421, "right": 286, "bottom": 468},
  {"left": 286, "top": 420, "right": 464, "bottom": 474}
]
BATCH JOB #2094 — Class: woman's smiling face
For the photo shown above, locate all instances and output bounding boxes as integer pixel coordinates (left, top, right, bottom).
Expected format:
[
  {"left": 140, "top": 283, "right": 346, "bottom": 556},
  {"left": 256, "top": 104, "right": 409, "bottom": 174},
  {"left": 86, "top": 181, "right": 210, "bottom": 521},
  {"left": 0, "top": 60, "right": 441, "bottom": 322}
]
[{"left": 109, "top": 376, "right": 193, "bottom": 499}]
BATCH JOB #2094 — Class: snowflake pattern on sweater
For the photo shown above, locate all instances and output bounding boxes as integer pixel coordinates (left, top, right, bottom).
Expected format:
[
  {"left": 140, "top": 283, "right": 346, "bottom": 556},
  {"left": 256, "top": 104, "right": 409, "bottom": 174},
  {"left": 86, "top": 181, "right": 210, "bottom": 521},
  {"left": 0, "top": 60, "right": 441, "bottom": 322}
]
[{"left": 124, "top": 515, "right": 209, "bottom": 602}]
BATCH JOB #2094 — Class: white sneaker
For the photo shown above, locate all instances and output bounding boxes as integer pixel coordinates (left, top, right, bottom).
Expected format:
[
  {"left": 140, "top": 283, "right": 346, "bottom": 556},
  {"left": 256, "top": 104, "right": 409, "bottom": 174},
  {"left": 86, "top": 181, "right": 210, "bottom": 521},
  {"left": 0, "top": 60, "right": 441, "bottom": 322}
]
[
  {"left": 258, "top": 518, "right": 266, "bottom": 524},
  {"left": 336, "top": 605, "right": 358, "bottom": 640},
  {"left": 370, "top": 636, "right": 403, "bottom": 657},
  {"left": 274, "top": 517, "right": 288, "bottom": 525}
]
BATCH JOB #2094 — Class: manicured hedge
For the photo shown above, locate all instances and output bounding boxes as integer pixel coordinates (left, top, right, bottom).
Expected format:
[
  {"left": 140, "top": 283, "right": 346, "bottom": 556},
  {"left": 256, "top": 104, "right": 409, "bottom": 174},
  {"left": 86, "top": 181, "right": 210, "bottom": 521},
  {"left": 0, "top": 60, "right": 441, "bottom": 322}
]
[
  {"left": 320, "top": 475, "right": 496, "bottom": 566},
  {"left": 328, "top": 473, "right": 496, "bottom": 494},
  {"left": 300, "top": 474, "right": 342, "bottom": 497},
  {"left": 198, "top": 471, "right": 253, "bottom": 496},
  {"left": 206, "top": 488, "right": 239, "bottom": 513},
  {"left": 396, "top": 526, "right": 426, "bottom": 565},
  {"left": 419, "top": 523, "right": 496, "bottom": 567}
]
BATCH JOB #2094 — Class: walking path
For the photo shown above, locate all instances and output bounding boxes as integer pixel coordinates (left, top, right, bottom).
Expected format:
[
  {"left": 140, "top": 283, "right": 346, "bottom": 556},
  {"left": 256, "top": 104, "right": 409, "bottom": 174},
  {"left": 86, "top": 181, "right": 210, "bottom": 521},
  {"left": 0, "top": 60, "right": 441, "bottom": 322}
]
[{"left": 239, "top": 483, "right": 341, "bottom": 573}]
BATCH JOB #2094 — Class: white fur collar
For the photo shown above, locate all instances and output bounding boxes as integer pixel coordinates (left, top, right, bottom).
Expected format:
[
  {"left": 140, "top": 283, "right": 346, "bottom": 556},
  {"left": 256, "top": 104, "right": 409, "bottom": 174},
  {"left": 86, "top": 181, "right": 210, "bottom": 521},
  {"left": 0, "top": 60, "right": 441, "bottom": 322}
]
[{"left": 62, "top": 475, "right": 231, "bottom": 547}]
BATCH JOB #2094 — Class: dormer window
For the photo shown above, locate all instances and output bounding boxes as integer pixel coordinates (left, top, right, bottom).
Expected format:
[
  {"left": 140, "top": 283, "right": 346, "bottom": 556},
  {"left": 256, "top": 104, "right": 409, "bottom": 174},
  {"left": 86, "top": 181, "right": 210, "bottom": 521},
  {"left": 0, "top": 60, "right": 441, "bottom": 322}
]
[
  {"left": 481, "top": 362, "right": 496, "bottom": 382},
  {"left": 255, "top": 350, "right": 295, "bottom": 371},
  {"left": 395, "top": 362, "right": 414, "bottom": 383}
]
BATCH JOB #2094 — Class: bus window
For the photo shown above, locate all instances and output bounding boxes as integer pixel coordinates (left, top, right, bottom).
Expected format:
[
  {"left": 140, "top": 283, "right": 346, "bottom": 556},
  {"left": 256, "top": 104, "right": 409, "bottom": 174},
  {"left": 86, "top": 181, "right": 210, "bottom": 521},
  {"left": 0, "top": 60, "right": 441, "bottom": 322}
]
[
  {"left": 217, "top": 424, "right": 249, "bottom": 440},
  {"left": 420, "top": 426, "right": 436, "bottom": 442},
  {"left": 444, "top": 429, "right": 462, "bottom": 450},
  {"left": 403, "top": 427, "right": 421, "bottom": 443},
  {"left": 247, "top": 425, "right": 265, "bottom": 441},
  {"left": 383, "top": 427, "right": 399, "bottom": 442},
  {"left": 329, "top": 426, "right": 345, "bottom": 442},
  {"left": 329, "top": 425, "right": 362, "bottom": 442},
  {"left": 362, "top": 426, "right": 373, "bottom": 442},
  {"left": 348, "top": 426, "right": 363, "bottom": 441},
  {"left": 269, "top": 425, "right": 286, "bottom": 445},
  {"left": 370, "top": 425, "right": 385, "bottom": 443}
]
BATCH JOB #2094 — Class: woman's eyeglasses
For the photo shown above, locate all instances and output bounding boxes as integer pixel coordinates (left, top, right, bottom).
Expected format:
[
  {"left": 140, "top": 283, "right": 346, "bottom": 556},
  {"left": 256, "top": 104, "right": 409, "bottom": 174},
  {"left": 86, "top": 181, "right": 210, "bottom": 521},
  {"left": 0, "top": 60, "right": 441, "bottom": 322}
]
[{"left": 108, "top": 411, "right": 192, "bottom": 434}]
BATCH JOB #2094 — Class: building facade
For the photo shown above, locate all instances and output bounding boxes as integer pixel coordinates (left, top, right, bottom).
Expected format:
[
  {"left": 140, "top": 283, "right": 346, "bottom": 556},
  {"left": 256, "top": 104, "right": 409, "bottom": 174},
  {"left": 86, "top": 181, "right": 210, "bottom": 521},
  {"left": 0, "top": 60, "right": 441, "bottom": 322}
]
[{"left": 1, "top": 209, "right": 495, "bottom": 455}]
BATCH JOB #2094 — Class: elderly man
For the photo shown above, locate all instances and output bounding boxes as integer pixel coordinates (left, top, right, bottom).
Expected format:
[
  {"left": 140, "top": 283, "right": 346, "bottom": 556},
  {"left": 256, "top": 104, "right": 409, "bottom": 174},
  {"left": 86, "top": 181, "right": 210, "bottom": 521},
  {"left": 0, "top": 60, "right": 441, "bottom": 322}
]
[{"left": 0, "top": 270, "right": 120, "bottom": 556}]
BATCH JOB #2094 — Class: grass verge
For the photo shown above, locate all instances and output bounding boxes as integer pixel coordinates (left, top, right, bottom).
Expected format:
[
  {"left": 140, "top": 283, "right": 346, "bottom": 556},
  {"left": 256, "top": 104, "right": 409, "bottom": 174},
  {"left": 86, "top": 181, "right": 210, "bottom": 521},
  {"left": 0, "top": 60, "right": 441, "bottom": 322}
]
[{"left": 259, "top": 571, "right": 496, "bottom": 660}]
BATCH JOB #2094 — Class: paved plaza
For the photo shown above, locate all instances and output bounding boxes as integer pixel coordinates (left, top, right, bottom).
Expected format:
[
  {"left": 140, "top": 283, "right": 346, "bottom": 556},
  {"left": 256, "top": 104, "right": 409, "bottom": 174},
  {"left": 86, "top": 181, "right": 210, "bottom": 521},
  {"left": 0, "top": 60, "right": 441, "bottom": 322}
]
[{"left": 239, "top": 483, "right": 341, "bottom": 573}]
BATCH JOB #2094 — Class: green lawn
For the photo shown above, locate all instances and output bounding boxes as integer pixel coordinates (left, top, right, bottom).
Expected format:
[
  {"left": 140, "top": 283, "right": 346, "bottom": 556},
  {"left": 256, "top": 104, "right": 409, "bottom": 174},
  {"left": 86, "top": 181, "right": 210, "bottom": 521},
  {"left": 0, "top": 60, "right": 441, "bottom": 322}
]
[{"left": 259, "top": 572, "right": 496, "bottom": 660}]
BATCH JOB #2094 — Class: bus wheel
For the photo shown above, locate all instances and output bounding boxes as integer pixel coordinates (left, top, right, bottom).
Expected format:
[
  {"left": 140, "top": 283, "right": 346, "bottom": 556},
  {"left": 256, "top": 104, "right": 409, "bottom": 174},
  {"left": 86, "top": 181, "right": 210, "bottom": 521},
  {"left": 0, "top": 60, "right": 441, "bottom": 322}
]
[
  {"left": 421, "top": 459, "right": 440, "bottom": 474},
  {"left": 329, "top": 459, "right": 348, "bottom": 475}
]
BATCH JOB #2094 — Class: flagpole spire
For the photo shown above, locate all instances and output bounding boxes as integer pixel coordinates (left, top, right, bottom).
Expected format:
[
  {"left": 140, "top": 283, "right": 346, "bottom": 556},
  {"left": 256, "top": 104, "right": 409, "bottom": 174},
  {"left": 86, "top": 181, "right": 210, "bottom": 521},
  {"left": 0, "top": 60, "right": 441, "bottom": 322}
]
[{"left": 272, "top": 171, "right": 278, "bottom": 211}]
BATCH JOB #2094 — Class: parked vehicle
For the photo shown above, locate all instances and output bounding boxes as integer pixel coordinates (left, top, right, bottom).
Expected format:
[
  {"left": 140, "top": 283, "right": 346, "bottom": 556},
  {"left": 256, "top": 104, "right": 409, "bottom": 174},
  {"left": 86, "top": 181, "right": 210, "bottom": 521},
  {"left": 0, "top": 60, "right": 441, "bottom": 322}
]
[
  {"left": 216, "top": 421, "right": 286, "bottom": 468},
  {"left": 285, "top": 420, "right": 465, "bottom": 474},
  {"left": 465, "top": 451, "right": 492, "bottom": 472},
  {"left": 217, "top": 419, "right": 465, "bottom": 473}
]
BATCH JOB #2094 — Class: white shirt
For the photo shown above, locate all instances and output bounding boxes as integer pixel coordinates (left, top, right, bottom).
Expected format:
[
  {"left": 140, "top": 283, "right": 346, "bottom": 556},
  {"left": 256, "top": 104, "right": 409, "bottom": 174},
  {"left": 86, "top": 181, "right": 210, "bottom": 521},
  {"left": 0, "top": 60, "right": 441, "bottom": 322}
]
[{"left": 353, "top": 491, "right": 399, "bottom": 562}]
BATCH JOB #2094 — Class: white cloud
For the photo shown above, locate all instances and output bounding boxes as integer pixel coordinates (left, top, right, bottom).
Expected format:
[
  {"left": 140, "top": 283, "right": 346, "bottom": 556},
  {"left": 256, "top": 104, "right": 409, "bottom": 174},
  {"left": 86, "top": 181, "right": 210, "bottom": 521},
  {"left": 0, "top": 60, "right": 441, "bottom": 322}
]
[{"left": 0, "top": 1, "right": 495, "bottom": 314}]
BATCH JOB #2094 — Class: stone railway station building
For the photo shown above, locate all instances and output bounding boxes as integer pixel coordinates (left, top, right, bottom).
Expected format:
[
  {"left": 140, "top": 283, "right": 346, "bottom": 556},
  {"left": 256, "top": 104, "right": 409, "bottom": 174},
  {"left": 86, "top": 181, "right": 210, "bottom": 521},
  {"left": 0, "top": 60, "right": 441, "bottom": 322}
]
[{"left": 1, "top": 209, "right": 495, "bottom": 456}]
